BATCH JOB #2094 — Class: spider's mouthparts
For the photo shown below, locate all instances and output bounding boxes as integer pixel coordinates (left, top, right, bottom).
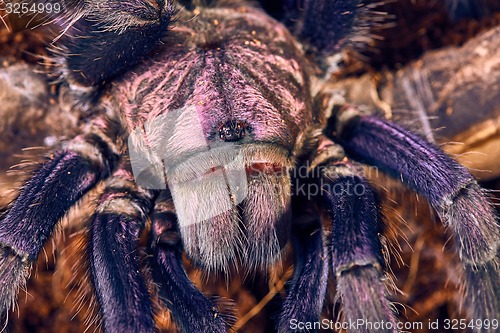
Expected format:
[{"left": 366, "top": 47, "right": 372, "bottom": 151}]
[{"left": 246, "top": 163, "right": 287, "bottom": 176}]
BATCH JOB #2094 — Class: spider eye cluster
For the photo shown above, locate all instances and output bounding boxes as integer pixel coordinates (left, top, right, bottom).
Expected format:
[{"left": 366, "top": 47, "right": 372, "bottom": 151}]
[{"left": 219, "top": 120, "right": 246, "bottom": 142}]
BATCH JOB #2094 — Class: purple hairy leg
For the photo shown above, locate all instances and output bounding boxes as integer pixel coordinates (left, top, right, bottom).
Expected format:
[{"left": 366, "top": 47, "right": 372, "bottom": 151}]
[
  {"left": 148, "top": 193, "right": 229, "bottom": 333},
  {"left": 323, "top": 163, "right": 398, "bottom": 332},
  {"left": 89, "top": 166, "right": 155, "bottom": 333},
  {"left": 334, "top": 110, "right": 500, "bottom": 323},
  {"left": 60, "top": 0, "right": 173, "bottom": 86},
  {"left": 285, "top": 0, "right": 363, "bottom": 53},
  {"left": 278, "top": 221, "right": 328, "bottom": 333},
  {"left": 0, "top": 131, "right": 117, "bottom": 318}
]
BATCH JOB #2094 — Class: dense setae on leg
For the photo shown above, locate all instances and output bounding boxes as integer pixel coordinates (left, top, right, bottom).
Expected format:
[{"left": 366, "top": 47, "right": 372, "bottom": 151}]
[
  {"left": 279, "top": 136, "right": 398, "bottom": 332},
  {"left": 322, "top": 162, "right": 398, "bottom": 333},
  {"left": 56, "top": 0, "right": 173, "bottom": 86},
  {"left": 148, "top": 192, "right": 229, "bottom": 333},
  {"left": 278, "top": 220, "right": 327, "bottom": 333},
  {"left": 302, "top": 0, "right": 362, "bottom": 44},
  {"left": 282, "top": 0, "right": 364, "bottom": 53},
  {"left": 0, "top": 119, "right": 119, "bottom": 320},
  {"left": 89, "top": 165, "right": 155, "bottom": 332},
  {"left": 332, "top": 108, "right": 500, "bottom": 327}
]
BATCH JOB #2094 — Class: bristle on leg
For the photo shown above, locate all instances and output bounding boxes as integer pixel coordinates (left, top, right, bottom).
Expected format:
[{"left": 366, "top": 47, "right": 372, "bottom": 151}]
[
  {"left": 333, "top": 110, "right": 500, "bottom": 329},
  {"left": 89, "top": 166, "right": 155, "bottom": 332},
  {"left": 322, "top": 164, "right": 398, "bottom": 332},
  {"left": 278, "top": 222, "right": 328, "bottom": 333},
  {"left": 0, "top": 246, "right": 30, "bottom": 325},
  {"left": 148, "top": 193, "right": 230, "bottom": 333}
]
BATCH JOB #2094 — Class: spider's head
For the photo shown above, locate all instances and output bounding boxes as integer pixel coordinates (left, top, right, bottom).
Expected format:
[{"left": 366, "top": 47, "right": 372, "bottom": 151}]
[
  {"left": 114, "top": 6, "right": 317, "bottom": 271},
  {"left": 52, "top": 0, "right": 375, "bottom": 270}
]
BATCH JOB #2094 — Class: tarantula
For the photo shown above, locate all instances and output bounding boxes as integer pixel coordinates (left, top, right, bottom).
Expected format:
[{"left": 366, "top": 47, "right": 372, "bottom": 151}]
[{"left": 0, "top": 0, "right": 499, "bottom": 332}]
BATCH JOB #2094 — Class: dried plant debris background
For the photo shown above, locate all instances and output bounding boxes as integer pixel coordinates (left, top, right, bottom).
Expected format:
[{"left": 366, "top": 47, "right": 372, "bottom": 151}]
[{"left": 1, "top": 1, "right": 500, "bottom": 332}]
